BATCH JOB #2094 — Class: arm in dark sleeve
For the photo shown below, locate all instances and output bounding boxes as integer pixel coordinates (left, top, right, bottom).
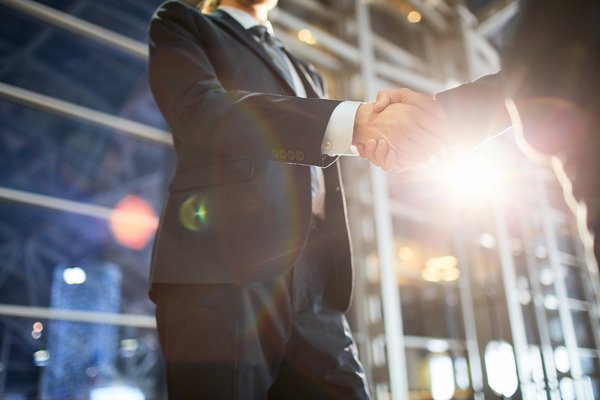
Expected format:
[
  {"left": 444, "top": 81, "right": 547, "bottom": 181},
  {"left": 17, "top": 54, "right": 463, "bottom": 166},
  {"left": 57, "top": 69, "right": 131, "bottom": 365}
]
[
  {"left": 501, "top": 0, "right": 600, "bottom": 236},
  {"left": 434, "top": 73, "right": 512, "bottom": 152},
  {"left": 148, "top": 1, "right": 341, "bottom": 167}
]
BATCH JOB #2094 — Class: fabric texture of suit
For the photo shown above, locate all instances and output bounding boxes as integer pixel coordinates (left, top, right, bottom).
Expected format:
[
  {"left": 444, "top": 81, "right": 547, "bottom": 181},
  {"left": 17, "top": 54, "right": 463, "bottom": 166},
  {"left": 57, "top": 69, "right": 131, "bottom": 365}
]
[
  {"left": 436, "top": 0, "right": 600, "bottom": 264},
  {"left": 148, "top": 1, "right": 354, "bottom": 311},
  {"left": 503, "top": 0, "right": 600, "bottom": 259}
]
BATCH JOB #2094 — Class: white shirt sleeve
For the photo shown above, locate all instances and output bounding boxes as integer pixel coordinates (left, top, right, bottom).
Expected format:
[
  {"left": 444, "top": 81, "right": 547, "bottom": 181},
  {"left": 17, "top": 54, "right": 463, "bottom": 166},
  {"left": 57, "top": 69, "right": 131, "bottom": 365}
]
[{"left": 321, "top": 101, "right": 362, "bottom": 156}]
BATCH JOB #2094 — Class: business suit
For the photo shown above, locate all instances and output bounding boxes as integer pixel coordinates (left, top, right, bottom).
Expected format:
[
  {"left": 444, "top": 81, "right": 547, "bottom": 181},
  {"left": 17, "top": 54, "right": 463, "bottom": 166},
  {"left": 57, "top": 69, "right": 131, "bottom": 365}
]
[
  {"left": 503, "top": 0, "right": 600, "bottom": 263},
  {"left": 435, "top": 0, "right": 600, "bottom": 264},
  {"left": 148, "top": 1, "right": 368, "bottom": 398}
]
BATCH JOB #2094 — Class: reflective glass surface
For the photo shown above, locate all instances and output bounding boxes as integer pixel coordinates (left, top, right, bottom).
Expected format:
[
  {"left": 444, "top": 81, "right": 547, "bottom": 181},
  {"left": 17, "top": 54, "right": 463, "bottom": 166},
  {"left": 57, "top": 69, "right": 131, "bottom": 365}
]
[{"left": 0, "top": 0, "right": 171, "bottom": 397}]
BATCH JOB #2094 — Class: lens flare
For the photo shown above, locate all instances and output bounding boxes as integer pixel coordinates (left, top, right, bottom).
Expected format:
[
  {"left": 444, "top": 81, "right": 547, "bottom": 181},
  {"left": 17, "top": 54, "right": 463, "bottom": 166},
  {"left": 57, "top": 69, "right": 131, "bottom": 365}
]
[
  {"left": 424, "top": 150, "right": 506, "bottom": 203},
  {"left": 445, "top": 155, "right": 498, "bottom": 199},
  {"left": 179, "top": 194, "right": 211, "bottom": 232}
]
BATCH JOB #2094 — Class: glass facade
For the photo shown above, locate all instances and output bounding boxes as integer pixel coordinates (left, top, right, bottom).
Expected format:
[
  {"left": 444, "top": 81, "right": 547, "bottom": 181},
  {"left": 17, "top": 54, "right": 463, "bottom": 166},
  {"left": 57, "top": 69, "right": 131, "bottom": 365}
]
[
  {"left": 1, "top": 1, "right": 599, "bottom": 399},
  {"left": 345, "top": 135, "right": 600, "bottom": 399},
  {"left": 0, "top": 0, "right": 170, "bottom": 398}
]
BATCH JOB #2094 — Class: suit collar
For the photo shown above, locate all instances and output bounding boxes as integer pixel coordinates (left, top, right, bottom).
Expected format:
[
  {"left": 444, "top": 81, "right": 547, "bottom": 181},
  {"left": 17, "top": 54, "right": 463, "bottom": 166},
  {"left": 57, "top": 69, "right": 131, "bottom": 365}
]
[
  {"left": 217, "top": 5, "right": 275, "bottom": 35},
  {"left": 209, "top": 9, "right": 321, "bottom": 97}
]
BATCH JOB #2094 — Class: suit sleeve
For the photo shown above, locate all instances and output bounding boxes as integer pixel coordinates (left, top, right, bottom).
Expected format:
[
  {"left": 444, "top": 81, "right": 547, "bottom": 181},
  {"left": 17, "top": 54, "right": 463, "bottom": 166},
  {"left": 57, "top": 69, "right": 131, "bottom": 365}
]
[
  {"left": 148, "top": 1, "right": 341, "bottom": 167},
  {"left": 434, "top": 73, "right": 512, "bottom": 152}
]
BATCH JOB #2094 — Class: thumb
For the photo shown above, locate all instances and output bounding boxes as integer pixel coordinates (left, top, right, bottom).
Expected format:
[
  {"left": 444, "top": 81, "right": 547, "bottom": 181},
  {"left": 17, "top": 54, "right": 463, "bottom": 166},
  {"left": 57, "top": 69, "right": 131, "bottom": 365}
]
[
  {"left": 373, "top": 88, "right": 414, "bottom": 112},
  {"left": 373, "top": 92, "right": 391, "bottom": 113}
]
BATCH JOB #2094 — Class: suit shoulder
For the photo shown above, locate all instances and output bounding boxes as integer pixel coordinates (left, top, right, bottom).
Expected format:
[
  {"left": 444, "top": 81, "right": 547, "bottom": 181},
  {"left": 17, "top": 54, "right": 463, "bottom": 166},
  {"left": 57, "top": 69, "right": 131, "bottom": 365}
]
[
  {"left": 152, "top": 1, "right": 193, "bottom": 18},
  {"left": 151, "top": 1, "right": 212, "bottom": 27},
  {"left": 149, "top": 0, "right": 218, "bottom": 40}
]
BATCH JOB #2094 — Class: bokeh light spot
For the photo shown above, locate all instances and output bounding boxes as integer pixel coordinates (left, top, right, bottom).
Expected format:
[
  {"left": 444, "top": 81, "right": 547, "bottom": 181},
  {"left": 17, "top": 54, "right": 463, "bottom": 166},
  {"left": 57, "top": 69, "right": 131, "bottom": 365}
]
[
  {"left": 63, "top": 267, "right": 86, "bottom": 285},
  {"left": 485, "top": 341, "right": 518, "bottom": 397},
  {"left": 397, "top": 246, "right": 413, "bottom": 261},
  {"left": 297, "top": 29, "right": 317, "bottom": 45},
  {"left": 109, "top": 195, "right": 158, "bottom": 250},
  {"left": 33, "top": 322, "right": 44, "bottom": 333},
  {"left": 422, "top": 255, "right": 460, "bottom": 282},
  {"left": 33, "top": 350, "right": 50, "bottom": 367},
  {"left": 407, "top": 10, "right": 422, "bottom": 23}
]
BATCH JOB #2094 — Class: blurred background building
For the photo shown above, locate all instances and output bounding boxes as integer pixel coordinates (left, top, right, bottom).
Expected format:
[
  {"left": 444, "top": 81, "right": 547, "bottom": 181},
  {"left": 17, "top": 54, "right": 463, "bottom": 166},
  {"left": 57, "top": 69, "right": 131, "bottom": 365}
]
[{"left": 0, "top": 0, "right": 598, "bottom": 399}]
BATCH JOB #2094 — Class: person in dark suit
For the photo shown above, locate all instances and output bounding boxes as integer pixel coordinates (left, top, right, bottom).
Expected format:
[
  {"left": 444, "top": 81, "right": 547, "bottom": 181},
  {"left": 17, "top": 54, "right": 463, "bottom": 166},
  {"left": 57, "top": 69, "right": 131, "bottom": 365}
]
[
  {"left": 503, "top": 0, "right": 600, "bottom": 265},
  {"left": 366, "top": 0, "right": 600, "bottom": 265},
  {"left": 147, "top": 0, "right": 449, "bottom": 398}
]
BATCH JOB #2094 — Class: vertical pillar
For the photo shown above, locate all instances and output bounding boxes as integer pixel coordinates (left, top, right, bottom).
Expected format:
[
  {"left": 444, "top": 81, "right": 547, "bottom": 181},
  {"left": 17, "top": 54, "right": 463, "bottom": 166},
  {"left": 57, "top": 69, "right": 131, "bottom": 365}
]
[
  {"left": 355, "top": 1, "right": 408, "bottom": 399},
  {"left": 453, "top": 231, "right": 485, "bottom": 399},
  {"left": 492, "top": 200, "right": 534, "bottom": 398},
  {"left": 534, "top": 171, "right": 587, "bottom": 399},
  {"left": 0, "top": 330, "right": 10, "bottom": 399}
]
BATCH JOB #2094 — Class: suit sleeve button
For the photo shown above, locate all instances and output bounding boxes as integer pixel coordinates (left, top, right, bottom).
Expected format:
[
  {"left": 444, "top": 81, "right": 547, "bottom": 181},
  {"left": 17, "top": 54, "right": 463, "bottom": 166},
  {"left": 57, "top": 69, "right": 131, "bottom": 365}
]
[{"left": 296, "top": 151, "right": 305, "bottom": 161}]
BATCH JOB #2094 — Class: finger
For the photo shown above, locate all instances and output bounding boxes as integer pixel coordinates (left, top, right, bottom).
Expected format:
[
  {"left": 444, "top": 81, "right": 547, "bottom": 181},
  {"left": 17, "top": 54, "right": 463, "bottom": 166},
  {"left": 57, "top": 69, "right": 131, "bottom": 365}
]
[
  {"left": 402, "top": 91, "right": 448, "bottom": 123},
  {"left": 397, "top": 119, "right": 448, "bottom": 156},
  {"left": 389, "top": 138, "right": 433, "bottom": 163},
  {"left": 373, "top": 92, "right": 391, "bottom": 113},
  {"left": 372, "top": 88, "right": 416, "bottom": 113},
  {"left": 378, "top": 88, "right": 439, "bottom": 117},
  {"left": 409, "top": 106, "right": 452, "bottom": 147},
  {"left": 383, "top": 146, "right": 398, "bottom": 171},
  {"left": 375, "top": 89, "right": 449, "bottom": 125},
  {"left": 378, "top": 88, "right": 412, "bottom": 104},
  {"left": 374, "top": 139, "right": 390, "bottom": 168},
  {"left": 364, "top": 138, "right": 378, "bottom": 161},
  {"left": 381, "top": 103, "right": 449, "bottom": 148},
  {"left": 356, "top": 143, "right": 366, "bottom": 158},
  {"left": 391, "top": 152, "right": 421, "bottom": 172},
  {"left": 417, "top": 117, "right": 451, "bottom": 149}
]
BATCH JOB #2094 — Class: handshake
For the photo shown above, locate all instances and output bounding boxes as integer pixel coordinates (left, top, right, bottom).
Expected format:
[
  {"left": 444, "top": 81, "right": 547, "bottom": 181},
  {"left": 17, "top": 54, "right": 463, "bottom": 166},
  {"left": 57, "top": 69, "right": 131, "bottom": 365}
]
[{"left": 353, "top": 88, "right": 451, "bottom": 173}]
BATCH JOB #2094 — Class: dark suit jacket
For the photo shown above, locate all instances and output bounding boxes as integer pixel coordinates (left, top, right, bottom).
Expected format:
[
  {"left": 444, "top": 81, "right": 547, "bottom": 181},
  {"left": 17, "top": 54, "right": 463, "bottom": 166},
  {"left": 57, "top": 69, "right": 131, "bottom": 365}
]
[
  {"left": 148, "top": 1, "right": 354, "bottom": 310},
  {"left": 435, "top": 1, "right": 600, "bottom": 258}
]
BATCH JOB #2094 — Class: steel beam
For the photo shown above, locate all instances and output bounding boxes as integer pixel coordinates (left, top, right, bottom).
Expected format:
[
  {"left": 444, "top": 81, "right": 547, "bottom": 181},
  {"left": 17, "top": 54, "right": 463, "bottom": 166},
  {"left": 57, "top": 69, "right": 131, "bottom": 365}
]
[
  {"left": 0, "top": 304, "right": 156, "bottom": 328},
  {"left": 0, "top": 82, "right": 172, "bottom": 146},
  {"left": 0, "top": 0, "right": 147, "bottom": 59}
]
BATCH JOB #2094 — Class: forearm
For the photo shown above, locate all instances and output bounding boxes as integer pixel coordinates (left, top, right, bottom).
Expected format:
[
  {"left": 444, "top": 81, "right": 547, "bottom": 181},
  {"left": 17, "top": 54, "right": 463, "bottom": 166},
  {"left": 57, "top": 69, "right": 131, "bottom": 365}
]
[
  {"left": 435, "top": 73, "right": 512, "bottom": 152},
  {"left": 148, "top": 4, "right": 341, "bottom": 166},
  {"left": 153, "top": 80, "right": 341, "bottom": 165}
]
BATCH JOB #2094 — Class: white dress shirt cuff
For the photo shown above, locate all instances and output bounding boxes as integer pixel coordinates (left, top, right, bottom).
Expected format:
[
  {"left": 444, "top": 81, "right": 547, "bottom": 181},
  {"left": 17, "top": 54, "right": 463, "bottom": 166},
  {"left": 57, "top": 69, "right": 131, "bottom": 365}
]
[{"left": 321, "top": 101, "right": 362, "bottom": 156}]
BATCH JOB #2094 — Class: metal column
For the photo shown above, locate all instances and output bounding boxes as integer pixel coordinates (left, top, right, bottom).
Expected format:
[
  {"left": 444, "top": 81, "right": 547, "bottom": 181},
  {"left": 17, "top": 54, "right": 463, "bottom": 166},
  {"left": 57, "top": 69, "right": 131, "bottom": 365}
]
[
  {"left": 492, "top": 200, "right": 536, "bottom": 398},
  {"left": 355, "top": 1, "right": 408, "bottom": 399},
  {"left": 534, "top": 171, "right": 587, "bottom": 399}
]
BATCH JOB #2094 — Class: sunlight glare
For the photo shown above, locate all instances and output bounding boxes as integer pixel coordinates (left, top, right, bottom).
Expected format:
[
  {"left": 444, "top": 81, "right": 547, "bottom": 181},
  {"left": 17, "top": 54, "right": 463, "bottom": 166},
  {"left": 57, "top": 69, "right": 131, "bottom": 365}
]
[{"left": 441, "top": 153, "right": 503, "bottom": 201}]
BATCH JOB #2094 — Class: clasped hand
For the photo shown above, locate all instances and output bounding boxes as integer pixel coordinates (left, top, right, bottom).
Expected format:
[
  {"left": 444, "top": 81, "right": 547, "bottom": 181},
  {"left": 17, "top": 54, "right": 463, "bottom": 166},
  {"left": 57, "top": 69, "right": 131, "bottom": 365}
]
[{"left": 353, "top": 88, "right": 450, "bottom": 172}]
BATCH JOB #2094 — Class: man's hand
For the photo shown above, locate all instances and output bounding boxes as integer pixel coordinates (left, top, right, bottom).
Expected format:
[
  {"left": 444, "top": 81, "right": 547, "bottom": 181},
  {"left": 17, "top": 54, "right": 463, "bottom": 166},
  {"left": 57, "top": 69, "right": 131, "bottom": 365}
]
[{"left": 353, "top": 88, "right": 449, "bottom": 172}]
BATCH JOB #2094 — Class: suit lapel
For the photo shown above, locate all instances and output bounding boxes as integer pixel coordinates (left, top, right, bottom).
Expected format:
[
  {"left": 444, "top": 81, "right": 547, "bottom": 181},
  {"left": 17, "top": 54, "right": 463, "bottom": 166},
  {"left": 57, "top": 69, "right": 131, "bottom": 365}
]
[
  {"left": 209, "top": 10, "right": 297, "bottom": 95},
  {"left": 284, "top": 51, "right": 323, "bottom": 98}
]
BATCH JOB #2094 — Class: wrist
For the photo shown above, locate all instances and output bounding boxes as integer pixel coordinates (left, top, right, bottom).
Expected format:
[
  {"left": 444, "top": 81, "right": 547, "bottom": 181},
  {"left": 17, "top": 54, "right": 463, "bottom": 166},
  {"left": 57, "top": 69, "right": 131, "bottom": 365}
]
[{"left": 352, "top": 102, "right": 374, "bottom": 146}]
